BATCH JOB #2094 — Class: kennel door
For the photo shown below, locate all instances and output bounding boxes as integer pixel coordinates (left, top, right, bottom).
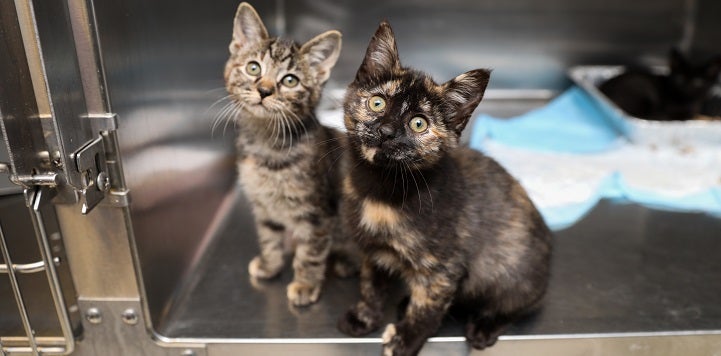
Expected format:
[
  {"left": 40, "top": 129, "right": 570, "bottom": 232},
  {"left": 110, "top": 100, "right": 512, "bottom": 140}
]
[{"left": 0, "top": 0, "right": 125, "bottom": 354}]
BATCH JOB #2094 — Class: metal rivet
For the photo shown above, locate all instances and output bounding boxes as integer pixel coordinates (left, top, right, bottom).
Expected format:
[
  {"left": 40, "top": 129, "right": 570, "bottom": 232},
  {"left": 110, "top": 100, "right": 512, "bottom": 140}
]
[
  {"left": 181, "top": 350, "right": 196, "bottom": 356},
  {"left": 86, "top": 308, "right": 102, "bottom": 324},
  {"left": 96, "top": 172, "right": 110, "bottom": 192},
  {"left": 121, "top": 308, "right": 138, "bottom": 325}
]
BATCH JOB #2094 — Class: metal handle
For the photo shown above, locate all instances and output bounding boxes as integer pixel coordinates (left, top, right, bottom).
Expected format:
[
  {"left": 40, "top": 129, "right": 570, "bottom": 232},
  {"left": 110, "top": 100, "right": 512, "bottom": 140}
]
[{"left": 0, "top": 260, "right": 46, "bottom": 274}]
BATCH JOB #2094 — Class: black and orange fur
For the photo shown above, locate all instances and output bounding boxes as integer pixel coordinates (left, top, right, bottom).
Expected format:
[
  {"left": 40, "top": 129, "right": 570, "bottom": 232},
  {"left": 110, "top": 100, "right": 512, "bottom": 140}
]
[{"left": 337, "top": 22, "right": 552, "bottom": 355}]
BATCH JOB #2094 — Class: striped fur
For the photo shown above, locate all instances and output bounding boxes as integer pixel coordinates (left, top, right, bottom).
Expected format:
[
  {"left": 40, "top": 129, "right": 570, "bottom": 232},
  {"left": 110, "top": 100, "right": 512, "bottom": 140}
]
[{"left": 224, "top": 2, "right": 353, "bottom": 307}]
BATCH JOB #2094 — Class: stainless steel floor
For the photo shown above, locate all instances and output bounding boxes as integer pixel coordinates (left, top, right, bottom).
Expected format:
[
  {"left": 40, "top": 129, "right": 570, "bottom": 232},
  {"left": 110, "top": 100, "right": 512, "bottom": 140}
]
[
  {"left": 3, "top": 97, "right": 721, "bottom": 350},
  {"left": 157, "top": 188, "right": 721, "bottom": 339}
]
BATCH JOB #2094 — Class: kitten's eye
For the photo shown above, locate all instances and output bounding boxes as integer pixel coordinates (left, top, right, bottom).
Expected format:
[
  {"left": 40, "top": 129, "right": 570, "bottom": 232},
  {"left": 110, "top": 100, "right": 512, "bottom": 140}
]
[
  {"left": 281, "top": 74, "right": 299, "bottom": 88},
  {"left": 246, "top": 61, "right": 261, "bottom": 76},
  {"left": 368, "top": 96, "right": 386, "bottom": 112},
  {"left": 409, "top": 117, "right": 428, "bottom": 133}
]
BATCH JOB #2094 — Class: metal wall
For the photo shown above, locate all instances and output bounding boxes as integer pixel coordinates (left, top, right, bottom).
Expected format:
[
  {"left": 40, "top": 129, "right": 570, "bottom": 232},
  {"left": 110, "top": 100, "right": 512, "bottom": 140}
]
[
  {"left": 693, "top": 0, "right": 721, "bottom": 55},
  {"left": 89, "top": 0, "right": 717, "bottom": 331},
  {"left": 286, "top": 0, "right": 695, "bottom": 90}
]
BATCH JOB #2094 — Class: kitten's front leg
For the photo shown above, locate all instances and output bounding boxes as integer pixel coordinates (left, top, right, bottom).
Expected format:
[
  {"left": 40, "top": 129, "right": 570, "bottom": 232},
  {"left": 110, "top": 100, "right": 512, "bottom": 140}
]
[
  {"left": 248, "top": 217, "right": 286, "bottom": 279},
  {"left": 287, "top": 219, "right": 331, "bottom": 307},
  {"left": 337, "top": 257, "right": 388, "bottom": 336},
  {"left": 383, "top": 274, "right": 455, "bottom": 356}
]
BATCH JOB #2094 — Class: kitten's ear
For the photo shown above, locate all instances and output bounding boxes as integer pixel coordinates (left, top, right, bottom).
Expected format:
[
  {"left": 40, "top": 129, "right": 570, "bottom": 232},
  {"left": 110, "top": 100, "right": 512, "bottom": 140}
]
[
  {"left": 230, "top": 2, "right": 269, "bottom": 54},
  {"left": 356, "top": 21, "right": 400, "bottom": 82},
  {"left": 442, "top": 69, "right": 491, "bottom": 134},
  {"left": 300, "top": 30, "right": 342, "bottom": 84}
]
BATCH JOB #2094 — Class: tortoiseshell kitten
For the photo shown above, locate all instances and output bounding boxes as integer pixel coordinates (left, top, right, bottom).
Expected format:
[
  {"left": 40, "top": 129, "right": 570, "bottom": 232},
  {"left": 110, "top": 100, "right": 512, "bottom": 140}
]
[
  {"left": 224, "top": 2, "right": 353, "bottom": 307},
  {"left": 336, "top": 22, "right": 552, "bottom": 355}
]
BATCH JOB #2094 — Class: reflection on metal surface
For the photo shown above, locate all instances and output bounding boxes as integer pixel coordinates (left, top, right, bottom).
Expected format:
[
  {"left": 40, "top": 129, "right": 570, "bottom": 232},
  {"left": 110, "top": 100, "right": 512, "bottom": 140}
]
[
  {"left": 151, "top": 191, "right": 721, "bottom": 353},
  {"left": 13, "top": 0, "right": 89, "bottom": 196},
  {"left": 0, "top": 1, "right": 52, "bottom": 193},
  {"left": 9, "top": 173, "right": 58, "bottom": 188},
  {"left": 12, "top": 0, "right": 51, "bottom": 118}
]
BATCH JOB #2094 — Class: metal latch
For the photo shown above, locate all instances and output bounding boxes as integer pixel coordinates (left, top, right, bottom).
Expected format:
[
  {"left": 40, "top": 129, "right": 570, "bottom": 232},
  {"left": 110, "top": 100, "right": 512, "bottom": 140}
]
[{"left": 72, "top": 135, "right": 110, "bottom": 214}]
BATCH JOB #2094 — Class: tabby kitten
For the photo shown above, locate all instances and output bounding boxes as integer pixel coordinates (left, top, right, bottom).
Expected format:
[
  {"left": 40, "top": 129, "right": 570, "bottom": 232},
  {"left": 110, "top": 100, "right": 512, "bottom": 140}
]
[
  {"left": 599, "top": 48, "right": 721, "bottom": 120},
  {"left": 336, "top": 22, "right": 552, "bottom": 355},
  {"left": 224, "top": 2, "right": 351, "bottom": 307}
]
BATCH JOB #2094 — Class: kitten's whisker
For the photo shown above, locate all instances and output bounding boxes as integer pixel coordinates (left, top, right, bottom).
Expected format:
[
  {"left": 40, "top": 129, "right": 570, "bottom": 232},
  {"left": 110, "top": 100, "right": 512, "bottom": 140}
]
[
  {"left": 212, "top": 101, "right": 236, "bottom": 137},
  {"left": 227, "top": 103, "right": 244, "bottom": 135},
  {"left": 211, "top": 100, "right": 233, "bottom": 129},
  {"left": 400, "top": 164, "right": 407, "bottom": 211},
  {"left": 316, "top": 144, "right": 344, "bottom": 164},
  {"left": 417, "top": 169, "right": 434, "bottom": 212},
  {"left": 210, "top": 105, "right": 226, "bottom": 136},
  {"left": 325, "top": 146, "right": 345, "bottom": 175},
  {"left": 204, "top": 94, "right": 234, "bottom": 127},
  {"left": 279, "top": 111, "right": 288, "bottom": 149},
  {"left": 283, "top": 111, "right": 294, "bottom": 154},
  {"left": 406, "top": 162, "right": 423, "bottom": 214},
  {"left": 283, "top": 108, "right": 309, "bottom": 146},
  {"left": 222, "top": 103, "right": 237, "bottom": 136},
  {"left": 271, "top": 109, "right": 283, "bottom": 145},
  {"left": 266, "top": 102, "right": 287, "bottom": 149},
  {"left": 228, "top": 101, "right": 244, "bottom": 129},
  {"left": 390, "top": 163, "right": 398, "bottom": 197},
  {"left": 286, "top": 109, "right": 303, "bottom": 150},
  {"left": 271, "top": 112, "right": 281, "bottom": 147},
  {"left": 207, "top": 94, "right": 234, "bottom": 112},
  {"left": 275, "top": 114, "right": 284, "bottom": 149},
  {"left": 313, "top": 136, "right": 343, "bottom": 147}
]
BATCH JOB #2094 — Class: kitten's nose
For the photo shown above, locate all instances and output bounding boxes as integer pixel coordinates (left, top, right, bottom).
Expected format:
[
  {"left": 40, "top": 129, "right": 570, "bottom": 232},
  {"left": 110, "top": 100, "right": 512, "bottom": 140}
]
[
  {"left": 378, "top": 123, "right": 397, "bottom": 140},
  {"left": 257, "top": 86, "right": 274, "bottom": 99}
]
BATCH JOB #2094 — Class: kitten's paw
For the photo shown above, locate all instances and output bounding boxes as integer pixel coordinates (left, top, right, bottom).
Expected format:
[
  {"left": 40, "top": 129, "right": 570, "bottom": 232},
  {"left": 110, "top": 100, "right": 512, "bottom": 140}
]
[
  {"left": 337, "top": 304, "right": 382, "bottom": 336},
  {"left": 248, "top": 256, "right": 282, "bottom": 279},
  {"left": 465, "top": 320, "right": 506, "bottom": 350},
  {"left": 381, "top": 323, "right": 408, "bottom": 356},
  {"left": 286, "top": 281, "right": 322, "bottom": 307}
]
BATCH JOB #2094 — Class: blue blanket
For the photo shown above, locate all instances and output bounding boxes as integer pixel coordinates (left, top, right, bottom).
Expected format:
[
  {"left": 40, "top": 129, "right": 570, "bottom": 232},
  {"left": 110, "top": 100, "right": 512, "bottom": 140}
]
[
  {"left": 471, "top": 87, "right": 621, "bottom": 153},
  {"left": 470, "top": 87, "right": 721, "bottom": 230}
]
